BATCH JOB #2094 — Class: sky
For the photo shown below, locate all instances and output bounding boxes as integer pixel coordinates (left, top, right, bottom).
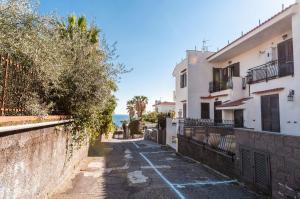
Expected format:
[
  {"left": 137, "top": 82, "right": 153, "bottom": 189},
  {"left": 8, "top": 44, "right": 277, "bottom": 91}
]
[{"left": 39, "top": 0, "right": 295, "bottom": 114}]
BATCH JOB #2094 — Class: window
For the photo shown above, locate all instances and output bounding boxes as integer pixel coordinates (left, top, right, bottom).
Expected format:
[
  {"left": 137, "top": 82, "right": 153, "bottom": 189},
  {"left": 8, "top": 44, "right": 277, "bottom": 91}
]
[
  {"left": 229, "top": 62, "right": 240, "bottom": 77},
  {"left": 183, "top": 103, "right": 187, "bottom": 118},
  {"left": 180, "top": 72, "right": 187, "bottom": 88},
  {"left": 201, "top": 103, "right": 210, "bottom": 119}
]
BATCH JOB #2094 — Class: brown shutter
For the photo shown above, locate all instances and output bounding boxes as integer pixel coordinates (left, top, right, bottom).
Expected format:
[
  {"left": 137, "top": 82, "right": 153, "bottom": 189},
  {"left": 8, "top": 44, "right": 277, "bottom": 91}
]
[
  {"left": 278, "top": 39, "right": 294, "bottom": 76},
  {"left": 261, "top": 94, "right": 280, "bottom": 132},
  {"left": 261, "top": 95, "right": 271, "bottom": 131},
  {"left": 270, "top": 94, "right": 280, "bottom": 132}
]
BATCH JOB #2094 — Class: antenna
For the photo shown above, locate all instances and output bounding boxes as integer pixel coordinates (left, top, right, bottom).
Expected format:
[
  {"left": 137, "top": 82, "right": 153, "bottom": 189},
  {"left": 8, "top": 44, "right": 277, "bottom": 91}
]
[
  {"left": 282, "top": 4, "right": 285, "bottom": 11},
  {"left": 202, "top": 39, "right": 209, "bottom": 52}
]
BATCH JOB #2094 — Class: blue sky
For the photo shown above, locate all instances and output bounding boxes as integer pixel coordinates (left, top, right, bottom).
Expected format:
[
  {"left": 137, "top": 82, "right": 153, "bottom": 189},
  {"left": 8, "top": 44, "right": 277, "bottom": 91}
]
[{"left": 39, "top": 0, "right": 295, "bottom": 114}]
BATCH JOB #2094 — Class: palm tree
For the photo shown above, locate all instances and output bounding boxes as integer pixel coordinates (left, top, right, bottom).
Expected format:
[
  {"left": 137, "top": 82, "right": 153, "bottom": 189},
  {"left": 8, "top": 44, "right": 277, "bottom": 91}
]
[
  {"left": 132, "top": 96, "right": 148, "bottom": 118},
  {"left": 60, "top": 15, "right": 100, "bottom": 44},
  {"left": 126, "top": 100, "right": 135, "bottom": 121}
]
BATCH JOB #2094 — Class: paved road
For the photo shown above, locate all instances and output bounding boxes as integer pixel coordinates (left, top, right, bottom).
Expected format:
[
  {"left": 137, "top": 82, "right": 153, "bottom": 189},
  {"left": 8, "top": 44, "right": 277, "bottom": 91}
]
[{"left": 52, "top": 138, "right": 263, "bottom": 199}]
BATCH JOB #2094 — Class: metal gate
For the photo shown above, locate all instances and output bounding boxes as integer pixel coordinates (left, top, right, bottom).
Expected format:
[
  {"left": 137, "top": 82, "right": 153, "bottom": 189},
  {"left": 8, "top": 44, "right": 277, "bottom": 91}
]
[{"left": 240, "top": 147, "right": 271, "bottom": 195}]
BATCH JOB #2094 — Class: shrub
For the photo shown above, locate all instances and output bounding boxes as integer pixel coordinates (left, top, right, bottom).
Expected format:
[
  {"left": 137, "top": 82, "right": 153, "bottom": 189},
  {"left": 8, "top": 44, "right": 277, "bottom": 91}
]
[{"left": 128, "top": 120, "right": 142, "bottom": 135}]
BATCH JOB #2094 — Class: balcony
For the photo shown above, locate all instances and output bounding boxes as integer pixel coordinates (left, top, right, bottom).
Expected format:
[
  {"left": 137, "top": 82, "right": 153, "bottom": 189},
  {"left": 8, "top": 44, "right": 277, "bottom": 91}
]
[
  {"left": 209, "top": 78, "right": 233, "bottom": 93},
  {"left": 246, "top": 60, "right": 294, "bottom": 84}
]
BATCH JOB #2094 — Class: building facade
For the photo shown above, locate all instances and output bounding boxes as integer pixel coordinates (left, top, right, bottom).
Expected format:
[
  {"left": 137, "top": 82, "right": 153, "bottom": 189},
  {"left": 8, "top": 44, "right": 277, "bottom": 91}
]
[
  {"left": 172, "top": 50, "right": 214, "bottom": 118},
  {"left": 173, "top": 2, "right": 300, "bottom": 135},
  {"left": 153, "top": 100, "right": 175, "bottom": 113}
]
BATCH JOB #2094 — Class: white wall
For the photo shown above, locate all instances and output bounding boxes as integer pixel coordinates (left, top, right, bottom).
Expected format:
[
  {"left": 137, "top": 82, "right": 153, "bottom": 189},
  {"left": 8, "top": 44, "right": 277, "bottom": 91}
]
[
  {"left": 173, "top": 59, "right": 188, "bottom": 118},
  {"left": 156, "top": 104, "right": 175, "bottom": 113},
  {"left": 208, "top": 11, "right": 300, "bottom": 135},
  {"left": 166, "top": 118, "right": 177, "bottom": 150},
  {"left": 187, "top": 50, "right": 214, "bottom": 118}
]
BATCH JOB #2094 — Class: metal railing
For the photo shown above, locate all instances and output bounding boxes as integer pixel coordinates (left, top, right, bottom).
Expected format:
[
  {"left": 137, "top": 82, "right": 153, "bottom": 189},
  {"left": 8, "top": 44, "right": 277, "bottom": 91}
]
[
  {"left": 184, "top": 118, "right": 234, "bottom": 128},
  {"left": 0, "top": 54, "right": 41, "bottom": 116},
  {"left": 246, "top": 60, "right": 294, "bottom": 84},
  {"left": 177, "top": 118, "right": 236, "bottom": 155},
  {"left": 209, "top": 77, "right": 233, "bottom": 93}
]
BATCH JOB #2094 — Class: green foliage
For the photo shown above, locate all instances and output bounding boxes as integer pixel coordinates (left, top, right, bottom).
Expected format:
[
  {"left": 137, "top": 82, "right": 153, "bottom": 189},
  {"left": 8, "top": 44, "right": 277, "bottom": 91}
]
[
  {"left": 128, "top": 120, "right": 142, "bottom": 135},
  {"left": 157, "top": 112, "right": 174, "bottom": 129},
  {"left": 0, "top": 1, "right": 128, "bottom": 143},
  {"left": 142, "top": 111, "right": 158, "bottom": 123}
]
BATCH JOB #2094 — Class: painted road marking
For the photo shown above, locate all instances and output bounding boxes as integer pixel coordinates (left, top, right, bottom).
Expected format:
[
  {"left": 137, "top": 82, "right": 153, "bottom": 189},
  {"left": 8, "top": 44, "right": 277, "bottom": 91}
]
[
  {"left": 141, "top": 151, "right": 174, "bottom": 154},
  {"left": 173, "top": 180, "right": 238, "bottom": 188},
  {"left": 128, "top": 170, "right": 148, "bottom": 184},
  {"left": 141, "top": 165, "right": 171, "bottom": 169},
  {"left": 139, "top": 152, "right": 186, "bottom": 199},
  {"left": 132, "top": 142, "right": 140, "bottom": 149}
]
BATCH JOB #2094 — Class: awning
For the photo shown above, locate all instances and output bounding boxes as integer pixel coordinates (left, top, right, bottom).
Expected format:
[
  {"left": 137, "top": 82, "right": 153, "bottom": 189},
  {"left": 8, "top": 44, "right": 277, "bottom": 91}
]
[
  {"left": 216, "top": 97, "right": 252, "bottom": 110},
  {"left": 200, "top": 94, "right": 228, "bottom": 100},
  {"left": 252, "top": 87, "right": 284, "bottom": 95}
]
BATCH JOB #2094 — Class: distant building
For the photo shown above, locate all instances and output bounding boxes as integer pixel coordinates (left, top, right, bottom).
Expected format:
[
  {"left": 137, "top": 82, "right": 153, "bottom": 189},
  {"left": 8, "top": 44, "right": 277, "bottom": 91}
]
[{"left": 153, "top": 100, "right": 175, "bottom": 113}]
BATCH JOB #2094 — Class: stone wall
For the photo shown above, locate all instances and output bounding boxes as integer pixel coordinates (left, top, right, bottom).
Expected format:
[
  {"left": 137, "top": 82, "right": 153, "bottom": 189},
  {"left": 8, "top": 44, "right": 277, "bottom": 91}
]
[
  {"left": 235, "top": 129, "right": 300, "bottom": 198},
  {"left": 144, "top": 128, "right": 158, "bottom": 143},
  {"left": 177, "top": 134, "right": 238, "bottom": 178},
  {"left": 0, "top": 123, "right": 88, "bottom": 199}
]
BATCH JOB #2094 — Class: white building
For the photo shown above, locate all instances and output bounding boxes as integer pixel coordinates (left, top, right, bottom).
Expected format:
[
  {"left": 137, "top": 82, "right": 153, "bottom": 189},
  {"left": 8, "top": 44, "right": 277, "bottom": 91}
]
[
  {"left": 172, "top": 50, "right": 214, "bottom": 118},
  {"left": 173, "top": 2, "right": 300, "bottom": 135},
  {"left": 153, "top": 100, "right": 175, "bottom": 113}
]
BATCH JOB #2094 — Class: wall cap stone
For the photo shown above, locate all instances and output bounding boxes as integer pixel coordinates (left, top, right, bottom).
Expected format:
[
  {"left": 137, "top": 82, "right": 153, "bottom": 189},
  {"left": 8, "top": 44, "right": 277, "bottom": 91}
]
[{"left": 0, "top": 120, "right": 73, "bottom": 137}]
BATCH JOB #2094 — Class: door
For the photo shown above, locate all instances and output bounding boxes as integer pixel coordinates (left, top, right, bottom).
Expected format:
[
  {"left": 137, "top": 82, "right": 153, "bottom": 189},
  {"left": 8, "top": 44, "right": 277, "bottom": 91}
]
[
  {"left": 277, "top": 39, "right": 294, "bottom": 76},
  {"left": 234, "top": 110, "right": 244, "bottom": 128},
  {"left": 201, "top": 103, "right": 210, "bottom": 119},
  {"left": 261, "top": 94, "right": 280, "bottom": 132},
  {"left": 240, "top": 147, "right": 271, "bottom": 195},
  {"left": 214, "top": 101, "right": 222, "bottom": 124},
  {"left": 183, "top": 103, "right": 187, "bottom": 118},
  {"left": 213, "top": 68, "right": 221, "bottom": 92}
]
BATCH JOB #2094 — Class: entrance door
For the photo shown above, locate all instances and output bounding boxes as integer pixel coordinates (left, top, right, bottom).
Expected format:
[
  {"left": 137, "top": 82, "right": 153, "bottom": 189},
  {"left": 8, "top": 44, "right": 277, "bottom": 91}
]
[
  {"left": 201, "top": 103, "right": 210, "bottom": 119},
  {"left": 261, "top": 94, "right": 280, "bottom": 132},
  {"left": 234, "top": 110, "right": 244, "bottom": 128},
  {"left": 182, "top": 103, "right": 187, "bottom": 118},
  {"left": 214, "top": 101, "right": 222, "bottom": 124}
]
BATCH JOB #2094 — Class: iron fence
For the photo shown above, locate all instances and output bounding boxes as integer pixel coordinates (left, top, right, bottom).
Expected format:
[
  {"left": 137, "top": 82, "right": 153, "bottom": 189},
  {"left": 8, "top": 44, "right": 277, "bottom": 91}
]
[
  {"left": 0, "top": 54, "right": 40, "bottom": 116},
  {"left": 246, "top": 59, "right": 294, "bottom": 84},
  {"left": 178, "top": 118, "right": 236, "bottom": 155}
]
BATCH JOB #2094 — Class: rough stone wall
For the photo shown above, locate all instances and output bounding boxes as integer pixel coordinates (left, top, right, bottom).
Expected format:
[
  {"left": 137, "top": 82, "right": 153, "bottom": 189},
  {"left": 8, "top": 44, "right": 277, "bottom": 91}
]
[
  {"left": 177, "top": 135, "right": 238, "bottom": 178},
  {"left": 144, "top": 128, "right": 158, "bottom": 143},
  {"left": 0, "top": 124, "right": 88, "bottom": 199},
  {"left": 235, "top": 129, "right": 300, "bottom": 199}
]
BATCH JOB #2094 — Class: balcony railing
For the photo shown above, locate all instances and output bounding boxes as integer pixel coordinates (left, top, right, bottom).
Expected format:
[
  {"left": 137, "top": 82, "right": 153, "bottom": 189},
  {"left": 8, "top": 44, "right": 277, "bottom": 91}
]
[
  {"left": 209, "top": 78, "right": 233, "bottom": 93},
  {"left": 246, "top": 60, "right": 294, "bottom": 84}
]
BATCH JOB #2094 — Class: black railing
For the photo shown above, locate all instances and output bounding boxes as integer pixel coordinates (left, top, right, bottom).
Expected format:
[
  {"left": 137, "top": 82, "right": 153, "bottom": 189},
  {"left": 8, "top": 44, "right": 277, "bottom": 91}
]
[
  {"left": 209, "top": 78, "right": 233, "bottom": 93},
  {"left": 247, "top": 60, "right": 294, "bottom": 84},
  {"left": 178, "top": 118, "right": 237, "bottom": 155},
  {"left": 184, "top": 118, "right": 235, "bottom": 128}
]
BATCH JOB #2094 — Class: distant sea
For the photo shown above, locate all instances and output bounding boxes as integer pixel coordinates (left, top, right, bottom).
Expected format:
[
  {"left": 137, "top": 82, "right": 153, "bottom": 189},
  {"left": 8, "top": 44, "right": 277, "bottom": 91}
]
[{"left": 113, "top": 114, "right": 129, "bottom": 127}]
